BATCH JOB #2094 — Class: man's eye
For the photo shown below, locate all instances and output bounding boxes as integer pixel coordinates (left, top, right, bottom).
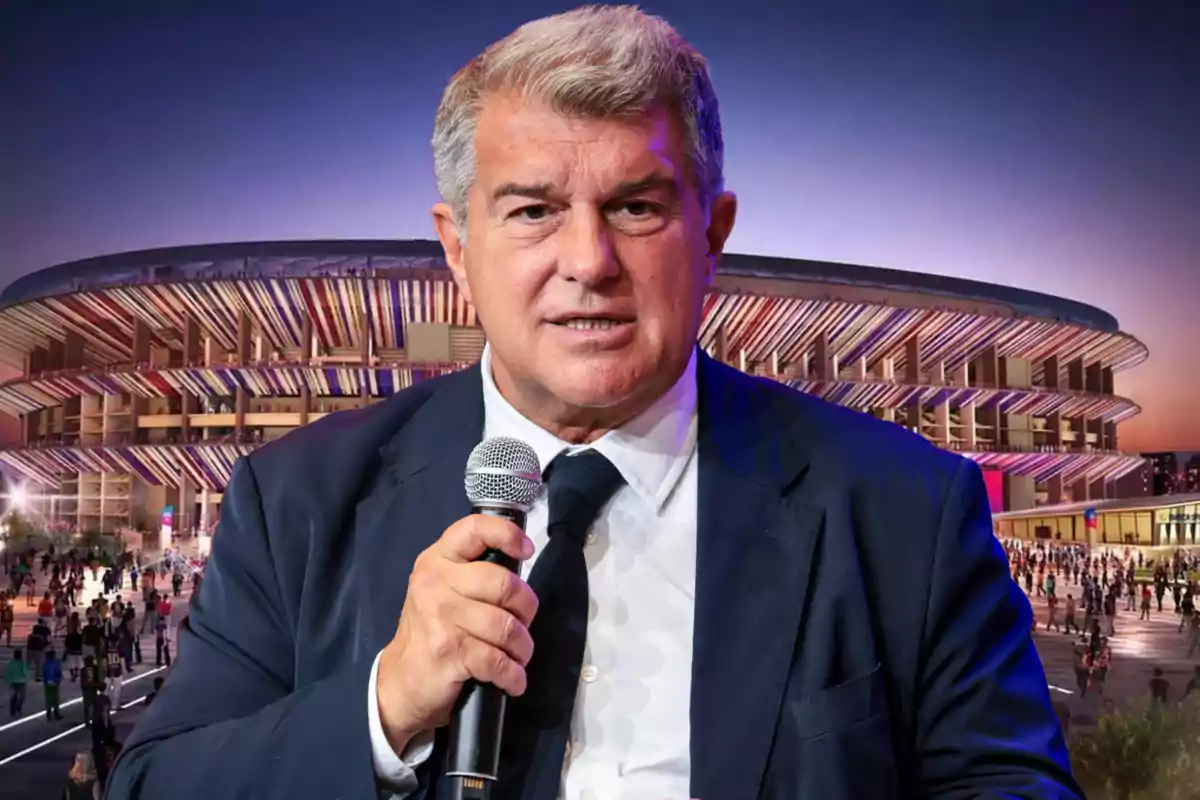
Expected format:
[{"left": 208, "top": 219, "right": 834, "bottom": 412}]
[
  {"left": 618, "top": 201, "right": 657, "bottom": 217},
  {"left": 513, "top": 205, "right": 551, "bottom": 221}
]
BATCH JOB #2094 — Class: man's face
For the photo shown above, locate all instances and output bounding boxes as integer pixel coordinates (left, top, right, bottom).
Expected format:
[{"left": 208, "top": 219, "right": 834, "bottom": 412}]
[{"left": 434, "top": 94, "right": 736, "bottom": 431}]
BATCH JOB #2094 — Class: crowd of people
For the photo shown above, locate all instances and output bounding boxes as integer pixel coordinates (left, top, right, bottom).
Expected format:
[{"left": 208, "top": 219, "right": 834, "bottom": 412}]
[
  {"left": 1005, "top": 539, "right": 1200, "bottom": 712},
  {"left": 2, "top": 543, "right": 199, "bottom": 791}
]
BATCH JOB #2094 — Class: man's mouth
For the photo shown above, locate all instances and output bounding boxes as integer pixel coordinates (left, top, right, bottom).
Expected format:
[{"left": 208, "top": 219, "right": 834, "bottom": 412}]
[{"left": 553, "top": 318, "right": 632, "bottom": 331}]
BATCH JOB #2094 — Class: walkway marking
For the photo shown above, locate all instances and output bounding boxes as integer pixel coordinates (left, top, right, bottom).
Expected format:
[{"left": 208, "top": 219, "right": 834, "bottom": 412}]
[
  {"left": 0, "top": 693, "right": 149, "bottom": 767},
  {"left": 0, "top": 666, "right": 166, "bottom": 734}
]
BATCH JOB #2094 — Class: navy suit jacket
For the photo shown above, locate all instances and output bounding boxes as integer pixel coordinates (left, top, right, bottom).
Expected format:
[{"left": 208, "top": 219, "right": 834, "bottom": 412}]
[{"left": 108, "top": 353, "right": 1081, "bottom": 799}]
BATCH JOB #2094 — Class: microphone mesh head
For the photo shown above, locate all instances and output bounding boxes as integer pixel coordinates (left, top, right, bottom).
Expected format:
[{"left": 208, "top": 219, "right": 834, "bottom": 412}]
[{"left": 465, "top": 436, "right": 543, "bottom": 510}]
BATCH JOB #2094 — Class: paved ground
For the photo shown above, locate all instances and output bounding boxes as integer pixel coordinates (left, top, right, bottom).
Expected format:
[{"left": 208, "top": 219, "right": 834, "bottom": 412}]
[
  {"left": 2, "top": 558, "right": 1194, "bottom": 796},
  {"left": 0, "top": 559, "right": 194, "bottom": 799},
  {"left": 1026, "top": 575, "right": 1200, "bottom": 724}
]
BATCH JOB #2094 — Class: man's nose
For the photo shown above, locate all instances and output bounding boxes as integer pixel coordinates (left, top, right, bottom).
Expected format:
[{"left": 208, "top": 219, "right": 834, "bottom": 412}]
[{"left": 556, "top": 210, "right": 620, "bottom": 285}]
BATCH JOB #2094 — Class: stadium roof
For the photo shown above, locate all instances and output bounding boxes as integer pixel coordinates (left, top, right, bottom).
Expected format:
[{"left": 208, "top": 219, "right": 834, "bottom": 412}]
[{"left": 1, "top": 239, "right": 1121, "bottom": 331}]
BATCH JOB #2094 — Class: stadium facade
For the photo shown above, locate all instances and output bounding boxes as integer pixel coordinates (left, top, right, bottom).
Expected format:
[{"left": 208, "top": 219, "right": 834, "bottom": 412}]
[{"left": 0, "top": 240, "right": 1148, "bottom": 539}]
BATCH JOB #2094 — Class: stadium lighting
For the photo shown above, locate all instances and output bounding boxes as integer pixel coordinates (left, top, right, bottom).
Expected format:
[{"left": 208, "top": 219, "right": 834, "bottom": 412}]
[{"left": 8, "top": 484, "right": 28, "bottom": 510}]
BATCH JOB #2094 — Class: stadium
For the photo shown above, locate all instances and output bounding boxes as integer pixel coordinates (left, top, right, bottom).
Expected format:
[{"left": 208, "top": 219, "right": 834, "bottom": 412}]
[{"left": 0, "top": 240, "right": 1148, "bottom": 541}]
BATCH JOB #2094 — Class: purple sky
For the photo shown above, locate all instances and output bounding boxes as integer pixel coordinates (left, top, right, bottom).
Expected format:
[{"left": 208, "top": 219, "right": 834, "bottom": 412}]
[{"left": 1, "top": 1, "right": 1197, "bottom": 451}]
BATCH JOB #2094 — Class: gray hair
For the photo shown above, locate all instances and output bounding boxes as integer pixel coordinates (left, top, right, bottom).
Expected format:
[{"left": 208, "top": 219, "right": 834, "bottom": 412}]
[{"left": 431, "top": 4, "right": 724, "bottom": 232}]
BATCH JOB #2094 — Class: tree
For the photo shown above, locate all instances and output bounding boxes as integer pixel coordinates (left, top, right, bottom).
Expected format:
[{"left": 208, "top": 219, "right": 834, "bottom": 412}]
[
  {"left": 1071, "top": 704, "right": 1200, "bottom": 799},
  {"left": 78, "top": 529, "right": 117, "bottom": 554},
  {"left": 3, "top": 509, "right": 39, "bottom": 553}
]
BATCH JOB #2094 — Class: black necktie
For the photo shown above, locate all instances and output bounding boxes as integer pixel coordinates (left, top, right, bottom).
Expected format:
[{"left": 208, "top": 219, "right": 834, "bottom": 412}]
[{"left": 498, "top": 450, "right": 625, "bottom": 800}]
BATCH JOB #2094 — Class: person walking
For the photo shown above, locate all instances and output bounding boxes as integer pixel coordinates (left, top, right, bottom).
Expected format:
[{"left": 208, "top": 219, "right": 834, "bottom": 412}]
[
  {"left": 42, "top": 649, "right": 64, "bottom": 721},
  {"left": 5, "top": 649, "right": 30, "bottom": 717},
  {"left": 80, "top": 655, "right": 101, "bottom": 727},
  {"left": 1063, "top": 594, "right": 1079, "bottom": 635},
  {"left": 0, "top": 597, "right": 13, "bottom": 646},
  {"left": 1046, "top": 593, "right": 1061, "bottom": 632}
]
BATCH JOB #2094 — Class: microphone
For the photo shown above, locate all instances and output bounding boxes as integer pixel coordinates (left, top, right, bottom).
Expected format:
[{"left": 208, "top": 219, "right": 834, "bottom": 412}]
[{"left": 446, "top": 436, "right": 543, "bottom": 800}]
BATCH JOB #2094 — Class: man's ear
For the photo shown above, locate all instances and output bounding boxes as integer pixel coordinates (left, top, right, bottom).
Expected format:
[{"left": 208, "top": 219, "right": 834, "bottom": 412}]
[
  {"left": 704, "top": 191, "right": 737, "bottom": 284},
  {"left": 432, "top": 202, "right": 471, "bottom": 304}
]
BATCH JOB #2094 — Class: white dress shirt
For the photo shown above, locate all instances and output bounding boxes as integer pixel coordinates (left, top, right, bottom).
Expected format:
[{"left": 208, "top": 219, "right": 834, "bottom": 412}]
[{"left": 368, "top": 344, "right": 699, "bottom": 799}]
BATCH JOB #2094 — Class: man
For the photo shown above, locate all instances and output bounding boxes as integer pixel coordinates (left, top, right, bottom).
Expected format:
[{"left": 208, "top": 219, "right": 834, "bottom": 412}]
[
  {"left": 4, "top": 649, "right": 29, "bottom": 718},
  {"left": 42, "top": 648, "right": 64, "bottom": 721},
  {"left": 109, "top": 6, "right": 1078, "bottom": 798},
  {"left": 80, "top": 655, "right": 101, "bottom": 728}
]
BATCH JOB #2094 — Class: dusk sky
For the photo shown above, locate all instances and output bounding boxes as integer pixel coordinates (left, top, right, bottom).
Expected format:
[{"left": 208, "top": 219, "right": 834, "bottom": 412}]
[{"left": 1, "top": 1, "right": 1197, "bottom": 451}]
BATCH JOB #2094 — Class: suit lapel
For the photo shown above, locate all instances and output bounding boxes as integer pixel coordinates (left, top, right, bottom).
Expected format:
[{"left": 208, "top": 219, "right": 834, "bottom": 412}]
[
  {"left": 356, "top": 365, "right": 485, "bottom": 651},
  {"left": 690, "top": 354, "right": 824, "bottom": 800}
]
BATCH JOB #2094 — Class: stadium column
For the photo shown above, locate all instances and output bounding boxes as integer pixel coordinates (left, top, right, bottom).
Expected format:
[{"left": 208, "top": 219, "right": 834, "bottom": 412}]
[
  {"left": 999, "top": 356, "right": 1036, "bottom": 512},
  {"left": 1046, "top": 400, "right": 1064, "bottom": 505},
  {"left": 1001, "top": 357, "right": 1033, "bottom": 450},
  {"left": 872, "top": 356, "right": 896, "bottom": 422},
  {"left": 300, "top": 313, "right": 313, "bottom": 424},
  {"left": 928, "top": 359, "right": 949, "bottom": 445},
  {"left": 47, "top": 337, "right": 64, "bottom": 370},
  {"left": 1085, "top": 361, "right": 1102, "bottom": 393},
  {"left": 198, "top": 487, "right": 214, "bottom": 555},
  {"left": 1066, "top": 357, "right": 1085, "bottom": 457},
  {"left": 954, "top": 362, "right": 976, "bottom": 450},
  {"left": 1043, "top": 354, "right": 1064, "bottom": 497},
  {"left": 812, "top": 332, "right": 831, "bottom": 380},
  {"left": 180, "top": 317, "right": 203, "bottom": 441},
  {"left": 62, "top": 331, "right": 85, "bottom": 459},
  {"left": 1071, "top": 476, "right": 1090, "bottom": 503},
  {"left": 849, "top": 356, "right": 867, "bottom": 381},
  {"left": 64, "top": 330, "right": 84, "bottom": 368},
  {"left": 712, "top": 327, "right": 727, "bottom": 364},
  {"left": 973, "top": 345, "right": 1000, "bottom": 453},
  {"left": 132, "top": 319, "right": 151, "bottom": 366},
  {"left": 1083, "top": 350, "right": 1108, "bottom": 500},
  {"left": 1100, "top": 366, "right": 1117, "bottom": 451},
  {"left": 904, "top": 336, "right": 922, "bottom": 433},
  {"left": 235, "top": 310, "right": 251, "bottom": 434},
  {"left": 24, "top": 345, "right": 48, "bottom": 444},
  {"left": 128, "top": 320, "right": 153, "bottom": 444},
  {"left": 1043, "top": 356, "right": 1060, "bottom": 391},
  {"left": 1084, "top": 361, "right": 1105, "bottom": 456},
  {"left": 361, "top": 315, "right": 371, "bottom": 402},
  {"left": 161, "top": 481, "right": 180, "bottom": 551}
]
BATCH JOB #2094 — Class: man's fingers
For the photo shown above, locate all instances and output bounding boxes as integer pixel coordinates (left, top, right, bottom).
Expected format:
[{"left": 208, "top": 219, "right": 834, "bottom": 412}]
[
  {"left": 455, "top": 599, "right": 535, "bottom": 666},
  {"left": 460, "top": 637, "right": 527, "bottom": 696},
  {"left": 446, "top": 562, "right": 539, "bottom": 627},
  {"left": 438, "top": 515, "right": 534, "bottom": 564}
]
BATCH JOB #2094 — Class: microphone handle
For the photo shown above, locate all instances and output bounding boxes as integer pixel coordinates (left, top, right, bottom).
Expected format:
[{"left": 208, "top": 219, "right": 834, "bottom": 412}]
[{"left": 445, "top": 505, "right": 526, "bottom": 800}]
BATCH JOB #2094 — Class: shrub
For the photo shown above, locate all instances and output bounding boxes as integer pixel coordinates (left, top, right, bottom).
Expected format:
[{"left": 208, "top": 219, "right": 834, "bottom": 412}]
[{"left": 1070, "top": 703, "right": 1200, "bottom": 799}]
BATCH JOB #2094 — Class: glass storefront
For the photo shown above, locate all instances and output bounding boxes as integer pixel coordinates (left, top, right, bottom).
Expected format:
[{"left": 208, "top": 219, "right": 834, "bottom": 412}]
[{"left": 995, "top": 498, "right": 1200, "bottom": 547}]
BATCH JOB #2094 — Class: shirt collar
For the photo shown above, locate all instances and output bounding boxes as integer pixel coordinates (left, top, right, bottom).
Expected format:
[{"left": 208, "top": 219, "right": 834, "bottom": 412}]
[{"left": 480, "top": 345, "right": 698, "bottom": 513}]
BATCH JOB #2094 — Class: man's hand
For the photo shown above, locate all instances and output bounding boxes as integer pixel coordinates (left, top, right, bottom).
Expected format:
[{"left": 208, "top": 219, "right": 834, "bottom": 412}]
[{"left": 376, "top": 515, "right": 539, "bottom": 755}]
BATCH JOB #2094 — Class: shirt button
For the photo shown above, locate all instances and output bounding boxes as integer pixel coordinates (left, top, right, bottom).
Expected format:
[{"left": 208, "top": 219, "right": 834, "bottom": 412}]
[
  {"left": 585, "top": 530, "right": 597, "bottom": 545},
  {"left": 580, "top": 665, "right": 599, "bottom": 683}
]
